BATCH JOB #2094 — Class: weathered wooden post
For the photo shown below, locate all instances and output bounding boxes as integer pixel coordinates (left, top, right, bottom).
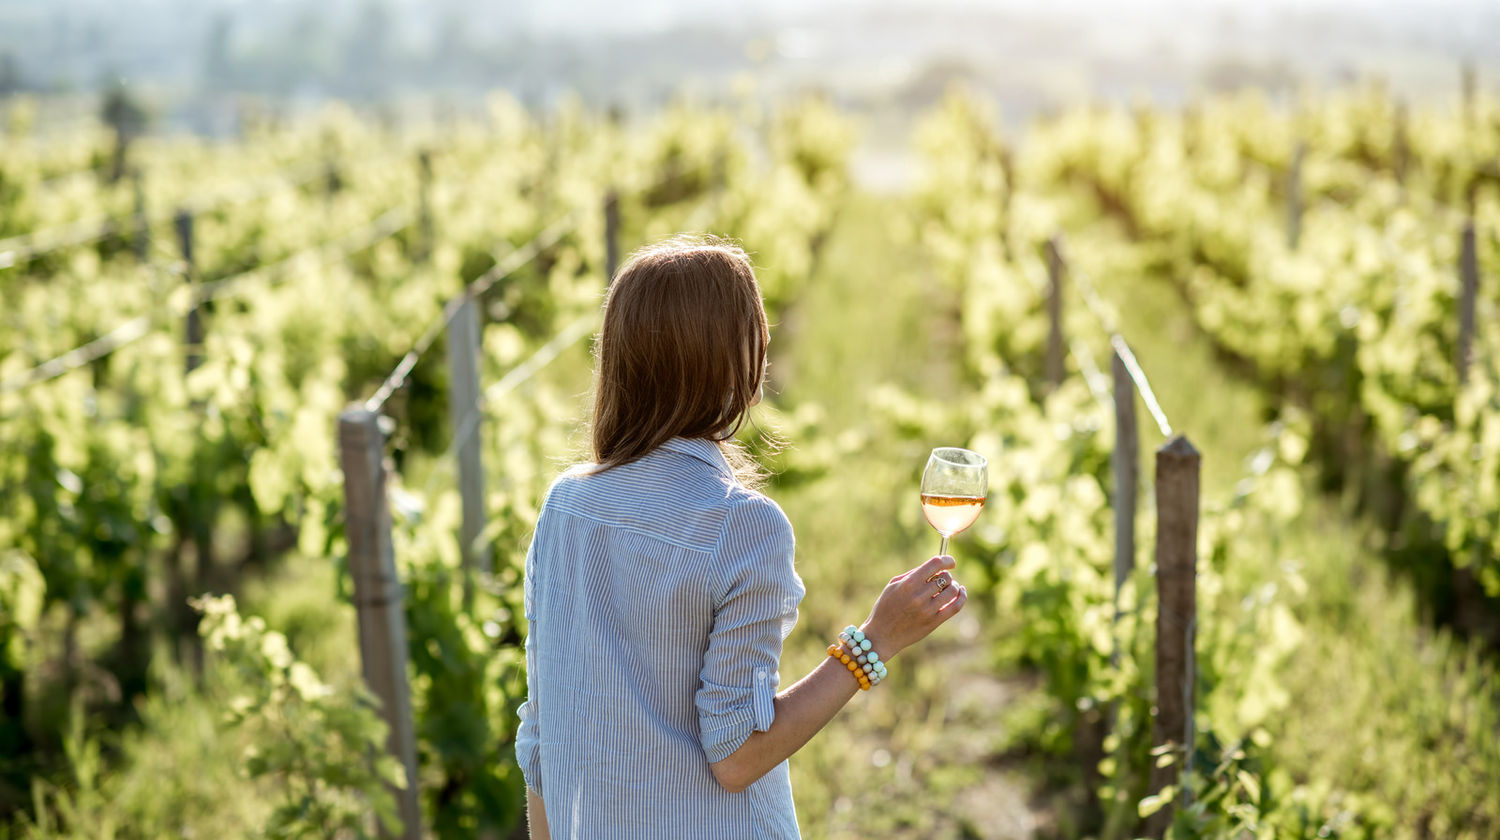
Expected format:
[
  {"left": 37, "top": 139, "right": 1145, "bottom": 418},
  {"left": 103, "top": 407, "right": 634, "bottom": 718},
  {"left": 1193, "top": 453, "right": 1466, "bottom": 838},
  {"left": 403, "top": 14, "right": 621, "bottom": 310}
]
[
  {"left": 325, "top": 159, "right": 343, "bottom": 199},
  {"left": 338, "top": 408, "right": 422, "bottom": 840},
  {"left": 1045, "top": 236, "right": 1066, "bottom": 390},
  {"left": 323, "top": 129, "right": 343, "bottom": 200},
  {"left": 1112, "top": 348, "right": 1139, "bottom": 622},
  {"left": 103, "top": 83, "right": 145, "bottom": 185},
  {"left": 536, "top": 140, "right": 558, "bottom": 228},
  {"left": 1393, "top": 102, "right": 1409, "bottom": 185},
  {"left": 713, "top": 147, "right": 729, "bottom": 191},
  {"left": 999, "top": 145, "right": 1016, "bottom": 262},
  {"left": 417, "top": 149, "right": 434, "bottom": 262},
  {"left": 604, "top": 189, "right": 621, "bottom": 284},
  {"left": 446, "top": 295, "right": 491, "bottom": 607},
  {"left": 1462, "top": 61, "right": 1476, "bottom": 131},
  {"left": 132, "top": 169, "right": 149, "bottom": 262},
  {"left": 1287, "top": 141, "right": 1305, "bottom": 250},
  {"left": 172, "top": 207, "right": 213, "bottom": 672},
  {"left": 1182, "top": 103, "right": 1200, "bottom": 158},
  {"left": 1145, "top": 435, "right": 1200, "bottom": 838},
  {"left": 175, "top": 209, "right": 202, "bottom": 374},
  {"left": 1106, "top": 345, "right": 1140, "bottom": 757},
  {"left": 1457, "top": 219, "right": 1478, "bottom": 385}
]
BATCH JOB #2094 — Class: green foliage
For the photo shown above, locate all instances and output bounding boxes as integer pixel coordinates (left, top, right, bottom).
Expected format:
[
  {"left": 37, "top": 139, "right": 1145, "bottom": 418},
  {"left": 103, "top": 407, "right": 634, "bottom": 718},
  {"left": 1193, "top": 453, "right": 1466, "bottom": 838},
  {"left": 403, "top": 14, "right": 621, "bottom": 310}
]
[
  {"left": 2, "top": 94, "right": 852, "bottom": 835},
  {"left": 1022, "top": 85, "right": 1500, "bottom": 600},
  {"left": 386, "top": 488, "right": 532, "bottom": 835},
  {"left": 0, "top": 552, "right": 43, "bottom": 673},
  {"left": 916, "top": 86, "right": 1500, "bottom": 838},
  {"left": 0, "top": 551, "right": 43, "bottom": 760},
  {"left": 194, "top": 594, "right": 405, "bottom": 839},
  {"left": 12, "top": 644, "right": 273, "bottom": 838},
  {"left": 9, "top": 82, "right": 1498, "bottom": 840}
]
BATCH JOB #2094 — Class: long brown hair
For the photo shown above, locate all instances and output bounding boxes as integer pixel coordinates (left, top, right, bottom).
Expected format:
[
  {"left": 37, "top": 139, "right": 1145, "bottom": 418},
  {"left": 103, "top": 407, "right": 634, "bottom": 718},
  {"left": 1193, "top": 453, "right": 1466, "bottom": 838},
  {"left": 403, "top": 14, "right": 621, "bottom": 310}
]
[{"left": 590, "top": 235, "right": 769, "bottom": 481}]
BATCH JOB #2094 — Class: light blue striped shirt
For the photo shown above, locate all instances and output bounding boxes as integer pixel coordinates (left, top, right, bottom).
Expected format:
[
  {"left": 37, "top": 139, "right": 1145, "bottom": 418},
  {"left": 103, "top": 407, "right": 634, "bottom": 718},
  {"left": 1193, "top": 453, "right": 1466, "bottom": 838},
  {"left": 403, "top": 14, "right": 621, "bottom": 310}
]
[{"left": 516, "top": 437, "right": 806, "bottom": 839}]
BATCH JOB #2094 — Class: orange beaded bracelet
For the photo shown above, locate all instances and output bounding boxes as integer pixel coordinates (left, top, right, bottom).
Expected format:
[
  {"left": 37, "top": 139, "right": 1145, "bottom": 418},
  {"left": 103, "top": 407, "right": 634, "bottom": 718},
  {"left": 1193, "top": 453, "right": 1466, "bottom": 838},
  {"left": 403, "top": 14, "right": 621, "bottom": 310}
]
[
  {"left": 826, "top": 625, "right": 888, "bottom": 691},
  {"left": 826, "top": 643, "right": 873, "bottom": 690}
]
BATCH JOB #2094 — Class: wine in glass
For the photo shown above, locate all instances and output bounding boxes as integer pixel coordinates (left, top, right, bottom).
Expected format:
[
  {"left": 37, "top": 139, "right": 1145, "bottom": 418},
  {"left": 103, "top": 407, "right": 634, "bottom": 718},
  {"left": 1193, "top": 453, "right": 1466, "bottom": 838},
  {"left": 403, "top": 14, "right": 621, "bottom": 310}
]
[{"left": 921, "top": 447, "right": 988, "bottom": 556}]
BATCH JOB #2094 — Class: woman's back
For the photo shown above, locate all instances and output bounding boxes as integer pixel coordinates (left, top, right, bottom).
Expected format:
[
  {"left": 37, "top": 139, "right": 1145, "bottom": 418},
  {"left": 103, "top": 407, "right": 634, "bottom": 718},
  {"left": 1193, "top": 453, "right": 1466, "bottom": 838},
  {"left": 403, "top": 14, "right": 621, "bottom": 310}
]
[
  {"left": 517, "top": 437, "right": 805, "bottom": 839},
  {"left": 516, "top": 237, "right": 968, "bottom": 839}
]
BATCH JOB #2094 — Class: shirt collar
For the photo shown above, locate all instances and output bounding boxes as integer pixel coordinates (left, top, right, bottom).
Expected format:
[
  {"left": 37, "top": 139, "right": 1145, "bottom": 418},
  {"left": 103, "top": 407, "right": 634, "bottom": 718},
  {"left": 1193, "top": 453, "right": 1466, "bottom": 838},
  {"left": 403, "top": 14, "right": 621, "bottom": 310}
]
[{"left": 658, "top": 437, "right": 736, "bottom": 479}]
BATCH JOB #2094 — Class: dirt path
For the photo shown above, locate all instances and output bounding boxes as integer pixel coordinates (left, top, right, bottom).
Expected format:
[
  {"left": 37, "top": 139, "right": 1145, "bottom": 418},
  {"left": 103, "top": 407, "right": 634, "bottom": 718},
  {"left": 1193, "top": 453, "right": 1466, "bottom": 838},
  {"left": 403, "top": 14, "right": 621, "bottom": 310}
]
[{"left": 769, "top": 191, "right": 1054, "bottom": 838}]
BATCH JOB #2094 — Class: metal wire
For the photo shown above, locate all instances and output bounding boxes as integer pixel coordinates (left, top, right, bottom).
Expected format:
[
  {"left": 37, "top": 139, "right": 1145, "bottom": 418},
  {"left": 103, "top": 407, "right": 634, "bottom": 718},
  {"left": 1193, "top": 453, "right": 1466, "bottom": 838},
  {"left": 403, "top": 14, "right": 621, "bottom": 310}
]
[
  {"left": 0, "top": 206, "right": 413, "bottom": 393},
  {"left": 412, "top": 183, "right": 724, "bottom": 498},
  {"left": 1109, "top": 334, "right": 1173, "bottom": 438},
  {"left": 466, "top": 214, "right": 578, "bottom": 300},
  {"left": 1070, "top": 336, "right": 1115, "bottom": 414},
  {"left": 0, "top": 146, "right": 422, "bottom": 271},
  {"left": 1050, "top": 236, "right": 1176, "bottom": 438},
  {"left": 197, "top": 205, "right": 413, "bottom": 303},
  {"left": 363, "top": 213, "right": 579, "bottom": 414},
  {"left": 485, "top": 313, "right": 597, "bottom": 403},
  {"left": 0, "top": 315, "right": 153, "bottom": 394},
  {"left": 418, "top": 311, "right": 597, "bottom": 501},
  {"left": 0, "top": 161, "right": 330, "bottom": 270}
]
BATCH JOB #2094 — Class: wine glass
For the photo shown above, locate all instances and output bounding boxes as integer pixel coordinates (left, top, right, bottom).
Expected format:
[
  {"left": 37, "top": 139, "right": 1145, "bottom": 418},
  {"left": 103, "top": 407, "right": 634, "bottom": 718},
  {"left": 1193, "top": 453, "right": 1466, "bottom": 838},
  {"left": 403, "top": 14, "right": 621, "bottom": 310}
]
[{"left": 921, "top": 447, "right": 988, "bottom": 557}]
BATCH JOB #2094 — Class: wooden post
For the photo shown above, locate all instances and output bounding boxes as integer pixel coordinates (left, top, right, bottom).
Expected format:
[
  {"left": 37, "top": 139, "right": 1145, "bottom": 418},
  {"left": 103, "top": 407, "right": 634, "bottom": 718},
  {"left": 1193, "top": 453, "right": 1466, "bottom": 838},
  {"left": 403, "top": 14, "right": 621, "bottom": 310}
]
[
  {"left": 1393, "top": 102, "right": 1409, "bottom": 185},
  {"left": 338, "top": 409, "right": 422, "bottom": 840},
  {"left": 1458, "top": 219, "right": 1478, "bottom": 385},
  {"left": 999, "top": 145, "right": 1016, "bottom": 262},
  {"left": 1145, "top": 435, "right": 1200, "bottom": 838},
  {"left": 536, "top": 142, "right": 557, "bottom": 228},
  {"left": 1112, "top": 349, "right": 1138, "bottom": 619},
  {"left": 417, "top": 149, "right": 434, "bottom": 262},
  {"left": 132, "top": 169, "right": 149, "bottom": 262},
  {"left": 1045, "top": 236, "right": 1066, "bottom": 389},
  {"left": 446, "top": 296, "right": 490, "bottom": 606},
  {"left": 325, "top": 159, "right": 343, "bottom": 199},
  {"left": 322, "top": 129, "right": 342, "bottom": 200},
  {"left": 1182, "top": 103, "right": 1200, "bottom": 158},
  {"left": 175, "top": 206, "right": 212, "bottom": 669},
  {"left": 1462, "top": 61, "right": 1476, "bottom": 130},
  {"left": 604, "top": 189, "right": 621, "bottom": 284},
  {"left": 175, "top": 209, "right": 203, "bottom": 374},
  {"left": 1287, "top": 141, "right": 1305, "bottom": 250},
  {"left": 713, "top": 147, "right": 728, "bottom": 191}
]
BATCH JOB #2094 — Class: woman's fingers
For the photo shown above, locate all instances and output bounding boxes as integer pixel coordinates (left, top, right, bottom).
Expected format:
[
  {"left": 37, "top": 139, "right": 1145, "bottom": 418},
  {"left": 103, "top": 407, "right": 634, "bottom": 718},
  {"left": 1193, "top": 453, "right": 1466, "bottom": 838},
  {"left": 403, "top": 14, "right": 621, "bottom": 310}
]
[
  {"left": 926, "top": 570, "right": 955, "bottom": 599},
  {"left": 867, "top": 556, "right": 965, "bottom": 657},
  {"left": 934, "top": 584, "right": 968, "bottom": 621},
  {"left": 912, "top": 554, "right": 955, "bottom": 585}
]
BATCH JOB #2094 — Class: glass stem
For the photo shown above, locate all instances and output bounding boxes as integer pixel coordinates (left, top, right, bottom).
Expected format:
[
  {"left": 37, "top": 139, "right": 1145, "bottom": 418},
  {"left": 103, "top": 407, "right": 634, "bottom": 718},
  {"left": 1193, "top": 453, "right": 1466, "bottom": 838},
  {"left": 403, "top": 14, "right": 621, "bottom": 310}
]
[{"left": 937, "top": 535, "right": 949, "bottom": 558}]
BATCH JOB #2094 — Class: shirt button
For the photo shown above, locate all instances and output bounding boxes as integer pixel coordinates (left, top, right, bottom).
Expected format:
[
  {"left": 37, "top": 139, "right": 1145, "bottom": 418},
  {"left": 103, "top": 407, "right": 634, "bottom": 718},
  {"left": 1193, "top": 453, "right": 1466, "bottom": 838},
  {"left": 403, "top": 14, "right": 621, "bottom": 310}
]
[{"left": 756, "top": 669, "right": 767, "bottom": 681}]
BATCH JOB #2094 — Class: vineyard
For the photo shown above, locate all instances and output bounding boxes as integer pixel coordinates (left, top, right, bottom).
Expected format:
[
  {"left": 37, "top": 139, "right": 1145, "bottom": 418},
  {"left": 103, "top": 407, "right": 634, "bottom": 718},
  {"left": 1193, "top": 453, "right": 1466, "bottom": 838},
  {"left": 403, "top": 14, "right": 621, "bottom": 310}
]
[{"left": 1, "top": 82, "right": 1499, "bottom": 839}]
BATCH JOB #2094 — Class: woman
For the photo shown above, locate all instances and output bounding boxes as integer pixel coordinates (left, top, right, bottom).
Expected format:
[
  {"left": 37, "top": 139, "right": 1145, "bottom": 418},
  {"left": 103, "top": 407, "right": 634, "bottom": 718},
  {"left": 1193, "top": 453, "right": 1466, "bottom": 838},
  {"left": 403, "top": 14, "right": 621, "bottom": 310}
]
[{"left": 515, "top": 236, "right": 968, "bottom": 838}]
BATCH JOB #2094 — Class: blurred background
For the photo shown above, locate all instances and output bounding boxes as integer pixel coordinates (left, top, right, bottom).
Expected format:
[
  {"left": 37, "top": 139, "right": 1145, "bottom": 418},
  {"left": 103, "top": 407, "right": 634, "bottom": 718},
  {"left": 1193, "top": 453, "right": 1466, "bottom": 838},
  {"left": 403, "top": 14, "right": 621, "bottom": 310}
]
[
  {"left": 5, "top": 0, "right": 1499, "bottom": 154},
  {"left": 2, "top": 1, "right": 1500, "bottom": 839}
]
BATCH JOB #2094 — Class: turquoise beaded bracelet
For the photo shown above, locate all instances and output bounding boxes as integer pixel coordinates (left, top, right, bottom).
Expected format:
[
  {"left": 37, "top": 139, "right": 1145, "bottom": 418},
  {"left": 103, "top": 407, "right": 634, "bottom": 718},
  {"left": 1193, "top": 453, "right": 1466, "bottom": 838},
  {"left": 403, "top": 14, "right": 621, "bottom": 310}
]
[{"left": 838, "top": 625, "right": 888, "bottom": 687}]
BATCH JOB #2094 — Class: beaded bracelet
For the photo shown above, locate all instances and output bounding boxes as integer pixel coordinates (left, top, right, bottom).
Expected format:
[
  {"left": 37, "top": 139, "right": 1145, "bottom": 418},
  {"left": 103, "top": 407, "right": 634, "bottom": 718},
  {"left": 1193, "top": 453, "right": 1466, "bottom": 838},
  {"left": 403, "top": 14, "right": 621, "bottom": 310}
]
[{"left": 825, "top": 625, "right": 888, "bottom": 690}]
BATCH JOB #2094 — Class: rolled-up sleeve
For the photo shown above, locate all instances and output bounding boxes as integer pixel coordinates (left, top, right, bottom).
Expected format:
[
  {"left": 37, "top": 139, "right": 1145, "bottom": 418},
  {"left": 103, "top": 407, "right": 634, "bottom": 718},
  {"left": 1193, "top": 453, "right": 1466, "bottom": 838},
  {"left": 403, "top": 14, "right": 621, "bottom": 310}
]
[
  {"left": 515, "top": 529, "right": 544, "bottom": 795},
  {"left": 695, "top": 495, "right": 805, "bottom": 764}
]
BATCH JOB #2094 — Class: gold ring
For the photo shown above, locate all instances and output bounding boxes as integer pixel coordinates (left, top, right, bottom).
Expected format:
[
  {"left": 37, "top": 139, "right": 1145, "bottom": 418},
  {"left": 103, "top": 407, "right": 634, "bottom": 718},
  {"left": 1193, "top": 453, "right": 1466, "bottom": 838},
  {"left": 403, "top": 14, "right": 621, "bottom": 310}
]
[{"left": 934, "top": 576, "right": 950, "bottom": 593}]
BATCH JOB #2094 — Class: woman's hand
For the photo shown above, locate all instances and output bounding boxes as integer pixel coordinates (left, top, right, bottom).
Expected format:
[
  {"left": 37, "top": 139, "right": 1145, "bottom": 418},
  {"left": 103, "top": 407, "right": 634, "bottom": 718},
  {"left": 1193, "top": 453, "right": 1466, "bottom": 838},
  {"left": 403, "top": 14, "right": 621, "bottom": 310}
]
[
  {"left": 711, "top": 554, "right": 968, "bottom": 792},
  {"left": 860, "top": 554, "right": 967, "bottom": 659}
]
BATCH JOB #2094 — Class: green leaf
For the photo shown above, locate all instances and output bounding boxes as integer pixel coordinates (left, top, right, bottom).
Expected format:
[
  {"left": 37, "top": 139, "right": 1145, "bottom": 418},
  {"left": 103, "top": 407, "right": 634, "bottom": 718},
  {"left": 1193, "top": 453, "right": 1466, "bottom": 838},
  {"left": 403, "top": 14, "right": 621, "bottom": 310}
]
[
  {"left": 1138, "top": 785, "right": 1176, "bottom": 818},
  {"left": 1236, "top": 769, "right": 1262, "bottom": 803}
]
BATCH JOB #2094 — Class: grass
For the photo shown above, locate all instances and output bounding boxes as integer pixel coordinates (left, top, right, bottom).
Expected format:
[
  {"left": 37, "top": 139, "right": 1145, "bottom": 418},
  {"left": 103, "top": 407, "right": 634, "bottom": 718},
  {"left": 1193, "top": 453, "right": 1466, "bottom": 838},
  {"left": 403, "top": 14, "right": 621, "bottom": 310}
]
[
  {"left": 768, "top": 191, "right": 1054, "bottom": 838},
  {"left": 1067, "top": 207, "right": 1500, "bottom": 837},
  {"left": 12, "top": 177, "right": 1498, "bottom": 840}
]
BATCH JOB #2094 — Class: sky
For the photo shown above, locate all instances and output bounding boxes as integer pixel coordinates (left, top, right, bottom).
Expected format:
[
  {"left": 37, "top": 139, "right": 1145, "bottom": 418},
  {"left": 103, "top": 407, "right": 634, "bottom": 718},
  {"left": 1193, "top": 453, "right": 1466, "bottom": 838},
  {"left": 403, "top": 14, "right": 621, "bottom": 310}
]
[{"left": 1, "top": 0, "right": 1495, "bottom": 134}]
